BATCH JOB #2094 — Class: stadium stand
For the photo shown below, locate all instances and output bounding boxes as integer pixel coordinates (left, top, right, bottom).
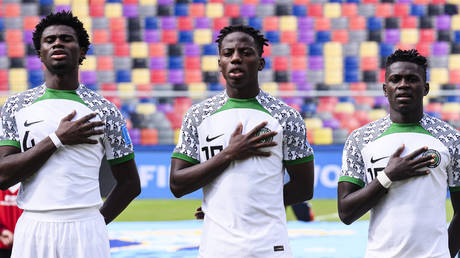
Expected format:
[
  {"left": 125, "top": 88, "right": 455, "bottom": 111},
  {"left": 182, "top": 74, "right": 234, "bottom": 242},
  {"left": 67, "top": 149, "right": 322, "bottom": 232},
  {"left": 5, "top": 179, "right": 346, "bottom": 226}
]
[{"left": 0, "top": 1, "right": 459, "bottom": 145}]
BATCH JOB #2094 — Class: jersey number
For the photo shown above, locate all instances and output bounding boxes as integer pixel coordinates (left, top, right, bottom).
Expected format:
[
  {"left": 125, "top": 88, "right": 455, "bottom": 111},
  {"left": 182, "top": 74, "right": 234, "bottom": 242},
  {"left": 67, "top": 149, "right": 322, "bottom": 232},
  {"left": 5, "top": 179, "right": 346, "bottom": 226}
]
[
  {"left": 22, "top": 131, "right": 35, "bottom": 151},
  {"left": 367, "top": 167, "right": 385, "bottom": 180},
  {"left": 201, "top": 145, "right": 223, "bottom": 160}
]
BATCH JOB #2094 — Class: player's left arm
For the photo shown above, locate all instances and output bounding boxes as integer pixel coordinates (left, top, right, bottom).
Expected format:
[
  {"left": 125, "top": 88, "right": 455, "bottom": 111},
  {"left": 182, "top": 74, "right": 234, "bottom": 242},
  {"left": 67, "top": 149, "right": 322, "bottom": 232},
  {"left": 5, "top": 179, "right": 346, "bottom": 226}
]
[
  {"left": 448, "top": 190, "right": 460, "bottom": 257},
  {"left": 283, "top": 160, "right": 314, "bottom": 206},
  {"left": 99, "top": 159, "right": 141, "bottom": 224}
]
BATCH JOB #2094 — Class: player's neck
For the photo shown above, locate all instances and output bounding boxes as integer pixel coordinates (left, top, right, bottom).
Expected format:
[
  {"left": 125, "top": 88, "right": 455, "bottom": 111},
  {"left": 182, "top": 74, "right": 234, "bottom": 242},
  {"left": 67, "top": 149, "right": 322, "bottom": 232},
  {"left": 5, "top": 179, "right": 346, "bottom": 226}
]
[
  {"left": 389, "top": 110, "right": 424, "bottom": 124},
  {"left": 226, "top": 85, "right": 260, "bottom": 99},
  {"left": 44, "top": 70, "right": 79, "bottom": 90}
]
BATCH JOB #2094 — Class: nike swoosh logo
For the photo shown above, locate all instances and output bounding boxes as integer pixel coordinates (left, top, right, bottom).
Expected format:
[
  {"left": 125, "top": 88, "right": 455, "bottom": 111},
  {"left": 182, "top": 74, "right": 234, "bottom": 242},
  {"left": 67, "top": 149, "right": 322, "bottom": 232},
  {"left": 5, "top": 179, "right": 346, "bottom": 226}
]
[
  {"left": 206, "top": 134, "right": 224, "bottom": 142},
  {"left": 24, "top": 120, "right": 44, "bottom": 127},
  {"left": 370, "top": 156, "right": 389, "bottom": 163}
]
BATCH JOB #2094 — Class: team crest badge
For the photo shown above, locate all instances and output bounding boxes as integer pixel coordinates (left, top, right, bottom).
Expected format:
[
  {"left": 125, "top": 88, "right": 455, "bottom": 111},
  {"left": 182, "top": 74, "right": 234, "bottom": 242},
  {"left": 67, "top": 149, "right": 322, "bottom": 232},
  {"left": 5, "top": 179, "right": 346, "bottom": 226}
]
[
  {"left": 422, "top": 149, "right": 441, "bottom": 168},
  {"left": 256, "top": 127, "right": 273, "bottom": 143}
]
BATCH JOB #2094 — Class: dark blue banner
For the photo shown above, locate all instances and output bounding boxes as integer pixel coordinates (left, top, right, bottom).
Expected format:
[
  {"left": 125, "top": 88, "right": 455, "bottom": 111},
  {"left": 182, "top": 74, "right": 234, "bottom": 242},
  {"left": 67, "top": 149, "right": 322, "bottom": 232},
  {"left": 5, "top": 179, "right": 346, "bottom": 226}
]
[{"left": 135, "top": 145, "right": 343, "bottom": 199}]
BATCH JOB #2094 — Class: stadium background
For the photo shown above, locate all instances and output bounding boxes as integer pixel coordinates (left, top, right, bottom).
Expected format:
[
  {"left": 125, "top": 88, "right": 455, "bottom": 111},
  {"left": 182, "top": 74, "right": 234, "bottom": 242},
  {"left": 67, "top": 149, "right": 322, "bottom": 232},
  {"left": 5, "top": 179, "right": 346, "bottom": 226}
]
[{"left": 1, "top": 0, "right": 460, "bottom": 256}]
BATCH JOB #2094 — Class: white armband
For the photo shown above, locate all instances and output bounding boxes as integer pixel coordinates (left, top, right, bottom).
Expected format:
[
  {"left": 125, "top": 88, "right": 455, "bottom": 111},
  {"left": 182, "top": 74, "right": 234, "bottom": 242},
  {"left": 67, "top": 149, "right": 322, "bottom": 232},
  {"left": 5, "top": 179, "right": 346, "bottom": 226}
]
[
  {"left": 49, "top": 132, "right": 63, "bottom": 149},
  {"left": 377, "top": 172, "right": 392, "bottom": 189}
]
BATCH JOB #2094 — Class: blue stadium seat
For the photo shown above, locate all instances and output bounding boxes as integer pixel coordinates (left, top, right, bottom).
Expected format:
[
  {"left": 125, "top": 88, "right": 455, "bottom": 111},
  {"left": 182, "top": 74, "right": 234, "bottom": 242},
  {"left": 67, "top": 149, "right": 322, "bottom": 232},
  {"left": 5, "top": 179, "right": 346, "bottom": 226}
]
[
  {"left": 367, "top": 17, "right": 382, "bottom": 31},
  {"left": 28, "top": 70, "right": 43, "bottom": 88},
  {"left": 410, "top": 4, "right": 426, "bottom": 17},
  {"left": 248, "top": 17, "right": 262, "bottom": 30},
  {"left": 168, "top": 57, "right": 184, "bottom": 69},
  {"left": 0, "top": 18, "right": 4, "bottom": 31},
  {"left": 202, "top": 44, "right": 218, "bottom": 55},
  {"left": 292, "top": 5, "right": 307, "bottom": 17},
  {"left": 316, "top": 31, "right": 331, "bottom": 43},
  {"left": 116, "top": 70, "right": 131, "bottom": 83},
  {"left": 209, "top": 83, "right": 224, "bottom": 91},
  {"left": 309, "top": 43, "right": 323, "bottom": 56},
  {"left": 106, "top": 0, "right": 122, "bottom": 2},
  {"left": 345, "top": 56, "right": 359, "bottom": 68},
  {"left": 178, "top": 31, "right": 193, "bottom": 43},
  {"left": 379, "top": 43, "right": 394, "bottom": 57},
  {"left": 174, "top": 4, "right": 188, "bottom": 16},
  {"left": 144, "top": 17, "right": 158, "bottom": 30},
  {"left": 265, "top": 31, "right": 280, "bottom": 43},
  {"left": 39, "top": 0, "right": 53, "bottom": 4},
  {"left": 454, "top": 31, "right": 460, "bottom": 43},
  {"left": 345, "top": 70, "right": 359, "bottom": 82},
  {"left": 264, "top": 57, "right": 272, "bottom": 69}
]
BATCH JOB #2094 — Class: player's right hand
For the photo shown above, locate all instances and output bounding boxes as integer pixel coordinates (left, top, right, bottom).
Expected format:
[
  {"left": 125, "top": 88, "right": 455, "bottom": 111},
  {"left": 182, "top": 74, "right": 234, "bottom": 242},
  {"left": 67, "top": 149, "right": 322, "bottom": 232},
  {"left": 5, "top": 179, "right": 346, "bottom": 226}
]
[
  {"left": 224, "top": 121, "right": 277, "bottom": 160},
  {"left": 55, "top": 110, "right": 105, "bottom": 145},
  {"left": 383, "top": 144, "right": 434, "bottom": 181}
]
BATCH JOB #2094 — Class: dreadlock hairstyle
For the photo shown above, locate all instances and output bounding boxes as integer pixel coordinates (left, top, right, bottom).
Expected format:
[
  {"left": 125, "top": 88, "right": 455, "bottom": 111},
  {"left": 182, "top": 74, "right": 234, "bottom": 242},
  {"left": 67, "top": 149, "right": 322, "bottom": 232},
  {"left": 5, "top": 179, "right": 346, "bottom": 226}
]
[
  {"left": 32, "top": 11, "right": 90, "bottom": 65},
  {"left": 385, "top": 49, "right": 428, "bottom": 80},
  {"left": 215, "top": 25, "right": 269, "bottom": 57}
]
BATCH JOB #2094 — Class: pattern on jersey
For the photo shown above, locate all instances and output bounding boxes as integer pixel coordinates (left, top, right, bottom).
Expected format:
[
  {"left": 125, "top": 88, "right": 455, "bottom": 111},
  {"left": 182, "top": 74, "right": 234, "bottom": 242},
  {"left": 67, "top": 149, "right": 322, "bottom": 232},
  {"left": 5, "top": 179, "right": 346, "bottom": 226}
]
[
  {"left": 174, "top": 90, "right": 313, "bottom": 162},
  {"left": 76, "top": 86, "right": 134, "bottom": 159},
  {"left": 341, "top": 116, "right": 392, "bottom": 183},
  {"left": 174, "top": 92, "right": 227, "bottom": 161},
  {"left": 342, "top": 114, "right": 460, "bottom": 186},
  {"left": 0, "top": 86, "right": 47, "bottom": 142},
  {"left": 0, "top": 84, "right": 133, "bottom": 160},
  {"left": 256, "top": 91, "right": 313, "bottom": 161},
  {"left": 420, "top": 115, "right": 460, "bottom": 186}
]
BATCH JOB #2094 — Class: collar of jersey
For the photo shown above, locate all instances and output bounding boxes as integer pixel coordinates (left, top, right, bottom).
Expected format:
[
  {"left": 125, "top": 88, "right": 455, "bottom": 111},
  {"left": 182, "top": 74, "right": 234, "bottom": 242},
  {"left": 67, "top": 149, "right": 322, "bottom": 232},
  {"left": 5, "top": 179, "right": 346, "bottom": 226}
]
[
  {"left": 213, "top": 92, "right": 270, "bottom": 115},
  {"left": 33, "top": 84, "right": 87, "bottom": 106},
  {"left": 378, "top": 118, "right": 431, "bottom": 139}
]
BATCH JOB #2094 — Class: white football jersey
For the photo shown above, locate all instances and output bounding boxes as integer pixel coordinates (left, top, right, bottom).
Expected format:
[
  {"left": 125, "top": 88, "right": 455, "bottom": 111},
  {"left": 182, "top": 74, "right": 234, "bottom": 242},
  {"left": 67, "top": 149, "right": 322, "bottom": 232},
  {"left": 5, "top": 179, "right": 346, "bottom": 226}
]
[
  {"left": 173, "top": 90, "right": 314, "bottom": 258},
  {"left": 340, "top": 114, "right": 460, "bottom": 258},
  {"left": 0, "top": 84, "right": 134, "bottom": 211}
]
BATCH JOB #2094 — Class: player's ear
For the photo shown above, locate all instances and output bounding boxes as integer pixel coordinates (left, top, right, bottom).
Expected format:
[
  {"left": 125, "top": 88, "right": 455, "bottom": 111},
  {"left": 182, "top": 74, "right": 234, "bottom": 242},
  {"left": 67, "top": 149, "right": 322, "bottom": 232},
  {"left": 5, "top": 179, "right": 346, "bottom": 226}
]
[
  {"left": 218, "top": 59, "right": 221, "bottom": 72},
  {"left": 383, "top": 83, "right": 388, "bottom": 97},
  {"left": 424, "top": 83, "right": 429, "bottom": 96},
  {"left": 258, "top": 58, "right": 265, "bottom": 71}
]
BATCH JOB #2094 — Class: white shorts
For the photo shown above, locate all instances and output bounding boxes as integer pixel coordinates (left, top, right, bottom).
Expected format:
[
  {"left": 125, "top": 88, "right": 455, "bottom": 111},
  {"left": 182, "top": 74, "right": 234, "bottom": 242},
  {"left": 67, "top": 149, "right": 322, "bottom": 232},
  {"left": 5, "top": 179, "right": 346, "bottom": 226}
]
[{"left": 11, "top": 207, "right": 110, "bottom": 258}]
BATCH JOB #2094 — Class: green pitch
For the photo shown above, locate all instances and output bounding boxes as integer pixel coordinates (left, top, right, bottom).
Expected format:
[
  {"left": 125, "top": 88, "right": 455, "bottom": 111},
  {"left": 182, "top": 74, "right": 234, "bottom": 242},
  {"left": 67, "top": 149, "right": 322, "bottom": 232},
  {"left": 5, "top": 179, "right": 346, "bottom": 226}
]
[{"left": 115, "top": 199, "right": 455, "bottom": 222}]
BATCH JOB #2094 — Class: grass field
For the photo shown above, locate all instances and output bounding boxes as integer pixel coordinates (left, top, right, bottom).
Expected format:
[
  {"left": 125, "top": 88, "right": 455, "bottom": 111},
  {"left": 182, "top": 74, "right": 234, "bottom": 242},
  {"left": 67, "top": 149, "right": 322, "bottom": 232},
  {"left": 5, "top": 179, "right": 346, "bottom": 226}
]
[{"left": 115, "top": 199, "right": 455, "bottom": 222}]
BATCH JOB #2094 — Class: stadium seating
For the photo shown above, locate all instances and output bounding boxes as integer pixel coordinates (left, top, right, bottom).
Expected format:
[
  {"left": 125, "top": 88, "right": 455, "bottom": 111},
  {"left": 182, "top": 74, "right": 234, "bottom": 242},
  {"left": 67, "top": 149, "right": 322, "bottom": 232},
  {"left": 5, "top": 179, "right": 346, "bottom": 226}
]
[{"left": 1, "top": 1, "right": 460, "bottom": 145}]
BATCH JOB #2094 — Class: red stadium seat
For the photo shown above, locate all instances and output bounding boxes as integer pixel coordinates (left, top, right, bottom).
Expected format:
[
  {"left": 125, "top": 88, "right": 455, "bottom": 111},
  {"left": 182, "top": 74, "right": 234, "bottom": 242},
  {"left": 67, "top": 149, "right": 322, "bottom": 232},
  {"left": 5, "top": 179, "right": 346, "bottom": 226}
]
[
  {"left": 93, "top": 30, "right": 109, "bottom": 44},
  {"left": 315, "top": 17, "right": 331, "bottom": 31},
  {"left": 23, "top": 16, "right": 40, "bottom": 31},
  {"left": 111, "top": 30, "right": 126, "bottom": 44},
  {"left": 161, "top": 30, "right": 178, "bottom": 44},
  {"left": 105, "top": 96, "right": 121, "bottom": 109},
  {"left": 332, "top": 30, "right": 348, "bottom": 43},
  {"left": 350, "top": 82, "right": 367, "bottom": 91},
  {"left": 361, "top": 57, "right": 378, "bottom": 71},
  {"left": 177, "top": 17, "right": 193, "bottom": 31},
  {"left": 450, "top": 70, "right": 460, "bottom": 84},
  {"left": 189, "top": 3, "right": 205, "bottom": 17},
  {"left": 262, "top": 44, "right": 271, "bottom": 57},
  {"left": 114, "top": 43, "right": 130, "bottom": 56},
  {"left": 89, "top": 3, "right": 104, "bottom": 17},
  {"left": 308, "top": 4, "right": 323, "bottom": 17},
  {"left": 379, "top": 69, "right": 385, "bottom": 83},
  {"left": 185, "top": 57, "right": 201, "bottom": 70},
  {"left": 415, "top": 43, "right": 430, "bottom": 56},
  {"left": 393, "top": 3, "right": 409, "bottom": 17},
  {"left": 281, "top": 31, "right": 297, "bottom": 44},
  {"left": 401, "top": 17, "right": 417, "bottom": 29},
  {"left": 273, "top": 57, "right": 289, "bottom": 71},
  {"left": 0, "top": 70, "right": 8, "bottom": 90},
  {"left": 375, "top": 3, "right": 393, "bottom": 17},
  {"left": 291, "top": 56, "right": 307, "bottom": 70},
  {"left": 140, "top": 129, "right": 158, "bottom": 145},
  {"left": 349, "top": 17, "right": 366, "bottom": 30},
  {"left": 263, "top": 17, "right": 279, "bottom": 31},
  {"left": 4, "top": 3, "right": 20, "bottom": 17},
  {"left": 110, "top": 18, "right": 126, "bottom": 31},
  {"left": 213, "top": 17, "right": 229, "bottom": 31},
  {"left": 6, "top": 30, "right": 22, "bottom": 44},
  {"left": 149, "top": 43, "right": 166, "bottom": 57},
  {"left": 224, "top": 4, "right": 240, "bottom": 18},
  {"left": 150, "top": 70, "right": 167, "bottom": 83},
  {"left": 97, "top": 56, "right": 114, "bottom": 71},
  {"left": 362, "top": 0, "right": 378, "bottom": 3},
  {"left": 419, "top": 29, "right": 435, "bottom": 43},
  {"left": 291, "top": 43, "right": 307, "bottom": 56},
  {"left": 294, "top": 0, "right": 309, "bottom": 4},
  {"left": 7, "top": 43, "right": 25, "bottom": 58},
  {"left": 185, "top": 70, "right": 202, "bottom": 83},
  {"left": 341, "top": 3, "right": 357, "bottom": 17}
]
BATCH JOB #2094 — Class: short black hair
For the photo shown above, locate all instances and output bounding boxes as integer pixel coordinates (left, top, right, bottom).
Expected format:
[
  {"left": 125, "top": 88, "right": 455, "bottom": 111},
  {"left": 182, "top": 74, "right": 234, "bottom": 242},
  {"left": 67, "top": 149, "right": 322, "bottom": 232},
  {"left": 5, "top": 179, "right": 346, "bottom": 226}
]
[
  {"left": 32, "top": 11, "right": 90, "bottom": 64},
  {"left": 385, "top": 49, "right": 428, "bottom": 80},
  {"left": 215, "top": 25, "right": 269, "bottom": 57}
]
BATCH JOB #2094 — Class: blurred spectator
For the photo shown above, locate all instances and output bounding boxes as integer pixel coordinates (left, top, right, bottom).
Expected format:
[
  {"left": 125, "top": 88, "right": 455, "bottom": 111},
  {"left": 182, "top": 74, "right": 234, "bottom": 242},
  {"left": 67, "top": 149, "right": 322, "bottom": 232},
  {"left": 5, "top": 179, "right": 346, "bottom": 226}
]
[{"left": 0, "top": 184, "right": 22, "bottom": 258}]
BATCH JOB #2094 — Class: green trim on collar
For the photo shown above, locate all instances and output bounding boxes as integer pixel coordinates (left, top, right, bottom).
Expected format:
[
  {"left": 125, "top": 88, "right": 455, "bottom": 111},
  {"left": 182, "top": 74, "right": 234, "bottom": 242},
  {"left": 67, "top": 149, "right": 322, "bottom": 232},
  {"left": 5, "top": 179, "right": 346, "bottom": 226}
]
[
  {"left": 338, "top": 176, "right": 365, "bottom": 188},
  {"left": 0, "top": 140, "right": 20, "bottom": 149},
  {"left": 213, "top": 97, "right": 271, "bottom": 115},
  {"left": 34, "top": 88, "right": 87, "bottom": 106},
  {"left": 171, "top": 152, "right": 200, "bottom": 164},
  {"left": 378, "top": 122, "right": 431, "bottom": 139}
]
